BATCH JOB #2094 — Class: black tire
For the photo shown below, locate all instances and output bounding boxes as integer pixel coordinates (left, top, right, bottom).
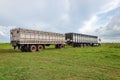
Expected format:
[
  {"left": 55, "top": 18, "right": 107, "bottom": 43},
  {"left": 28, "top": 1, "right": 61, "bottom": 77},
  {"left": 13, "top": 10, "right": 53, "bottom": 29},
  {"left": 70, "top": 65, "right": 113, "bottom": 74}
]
[
  {"left": 20, "top": 46, "right": 25, "bottom": 52},
  {"left": 73, "top": 43, "right": 76, "bottom": 47},
  {"left": 37, "top": 45, "right": 44, "bottom": 51},
  {"left": 60, "top": 44, "right": 65, "bottom": 48},
  {"left": 30, "top": 45, "right": 37, "bottom": 52},
  {"left": 55, "top": 44, "right": 59, "bottom": 49}
]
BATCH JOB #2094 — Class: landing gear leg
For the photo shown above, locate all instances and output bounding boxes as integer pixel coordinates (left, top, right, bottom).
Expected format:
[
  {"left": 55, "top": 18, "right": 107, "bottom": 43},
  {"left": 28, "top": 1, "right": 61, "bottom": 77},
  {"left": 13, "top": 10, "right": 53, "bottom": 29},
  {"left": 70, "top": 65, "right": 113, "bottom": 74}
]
[{"left": 14, "top": 46, "right": 16, "bottom": 50}]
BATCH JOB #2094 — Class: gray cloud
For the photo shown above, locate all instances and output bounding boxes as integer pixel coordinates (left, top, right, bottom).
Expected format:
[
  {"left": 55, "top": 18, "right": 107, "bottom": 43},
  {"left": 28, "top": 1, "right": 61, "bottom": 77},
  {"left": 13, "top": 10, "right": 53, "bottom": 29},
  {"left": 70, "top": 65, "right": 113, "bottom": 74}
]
[
  {"left": 96, "top": 13, "right": 120, "bottom": 42},
  {"left": 0, "top": 0, "right": 120, "bottom": 42},
  {"left": 104, "top": 13, "right": 120, "bottom": 36}
]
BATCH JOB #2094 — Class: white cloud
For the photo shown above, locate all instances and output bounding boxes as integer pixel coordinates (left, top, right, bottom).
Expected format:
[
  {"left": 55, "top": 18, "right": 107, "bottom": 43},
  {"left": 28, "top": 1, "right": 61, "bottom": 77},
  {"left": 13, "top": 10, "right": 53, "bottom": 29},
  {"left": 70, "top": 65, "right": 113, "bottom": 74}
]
[
  {"left": 25, "top": 22, "right": 51, "bottom": 31},
  {"left": 0, "top": 26, "right": 8, "bottom": 37},
  {"left": 60, "top": 13, "right": 70, "bottom": 22},
  {"left": 0, "top": 0, "right": 120, "bottom": 42},
  {"left": 99, "top": 0, "right": 120, "bottom": 14},
  {"left": 64, "top": 0, "right": 71, "bottom": 11},
  {"left": 79, "top": 15, "right": 98, "bottom": 34},
  {"left": 60, "top": 0, "right": 71, "bottom": 22},
  {"left": 0, "top": 25, "right": 16, "bottom": 37},
  {"left": 0, "top": 31, "right": 5, "bottom": 36},
  {"left": 78, "top": 0, "right": 120, "bottom": 41}
]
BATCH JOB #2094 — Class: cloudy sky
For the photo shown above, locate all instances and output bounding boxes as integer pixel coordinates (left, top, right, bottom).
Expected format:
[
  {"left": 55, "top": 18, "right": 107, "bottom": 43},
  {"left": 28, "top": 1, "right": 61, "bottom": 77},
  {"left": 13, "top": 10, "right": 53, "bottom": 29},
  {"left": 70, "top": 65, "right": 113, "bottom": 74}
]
[{"left": 0, "top": 0, "right": 120, "bottom": 42}]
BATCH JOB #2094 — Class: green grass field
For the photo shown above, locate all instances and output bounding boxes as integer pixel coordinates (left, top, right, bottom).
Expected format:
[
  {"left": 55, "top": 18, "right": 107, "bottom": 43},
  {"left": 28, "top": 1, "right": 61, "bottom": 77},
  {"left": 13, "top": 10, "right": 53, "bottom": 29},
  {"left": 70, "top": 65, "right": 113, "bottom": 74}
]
[{"left": 0, "top": 43, "right": 120, "bottom": 80}]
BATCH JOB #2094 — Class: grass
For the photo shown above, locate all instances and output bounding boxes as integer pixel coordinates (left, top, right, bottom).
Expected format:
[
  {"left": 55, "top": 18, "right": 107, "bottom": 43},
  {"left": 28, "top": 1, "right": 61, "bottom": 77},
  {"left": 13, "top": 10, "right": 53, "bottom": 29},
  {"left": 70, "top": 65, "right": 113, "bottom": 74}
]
[{"left": 0, "top": 43, "right": 120, "bottom": 80}]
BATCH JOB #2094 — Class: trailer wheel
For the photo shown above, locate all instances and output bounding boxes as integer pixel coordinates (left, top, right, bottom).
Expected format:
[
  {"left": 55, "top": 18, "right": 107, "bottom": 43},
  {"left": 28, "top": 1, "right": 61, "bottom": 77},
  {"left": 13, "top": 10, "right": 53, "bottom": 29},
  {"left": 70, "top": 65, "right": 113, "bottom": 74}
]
[
  {"left": 60, "top": 44, "right": 65, "bottom": 48},
  {"left": 30, "top": 45, "right": 37, "bottom": 52},
  {"left": 21, "top": 46, "right": 25, "bottom": 52},
  {"left": 55, "top": 44, "right": 59, "bottom": 49},
  {"left": 37, "top": 45, "right": 43, "bottom": 51}
]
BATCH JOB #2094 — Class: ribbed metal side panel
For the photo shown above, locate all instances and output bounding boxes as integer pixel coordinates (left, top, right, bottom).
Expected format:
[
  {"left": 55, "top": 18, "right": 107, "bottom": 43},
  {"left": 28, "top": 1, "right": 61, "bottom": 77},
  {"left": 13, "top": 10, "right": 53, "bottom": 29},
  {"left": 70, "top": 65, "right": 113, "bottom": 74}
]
[
  {"left": 10, "top": 28, "right": 65, "bottom": 44},
  {"left": 65, "top": 33, "right": 98, "bottom": 43}
]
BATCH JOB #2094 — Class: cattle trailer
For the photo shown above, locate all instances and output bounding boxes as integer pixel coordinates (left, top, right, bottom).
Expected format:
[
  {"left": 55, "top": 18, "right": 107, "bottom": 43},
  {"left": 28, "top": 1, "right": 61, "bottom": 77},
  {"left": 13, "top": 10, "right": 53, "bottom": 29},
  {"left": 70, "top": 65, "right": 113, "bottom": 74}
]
[
  {"left": 65, "top": 33, "right": 100, "bottom": 47},
  {"left": 10, "top": 28, "right": 65, "bottom": 52}
]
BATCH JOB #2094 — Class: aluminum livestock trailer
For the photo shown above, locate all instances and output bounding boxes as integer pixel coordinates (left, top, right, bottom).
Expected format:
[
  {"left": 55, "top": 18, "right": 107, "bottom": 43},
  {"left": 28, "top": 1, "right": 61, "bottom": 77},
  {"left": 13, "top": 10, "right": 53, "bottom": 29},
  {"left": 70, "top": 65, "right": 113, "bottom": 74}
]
[
  {"left": 10, "top": 28, "right": 65, "bottom": 52},
  {"left": 65, "top": 33, "right": 100, "bottom": 47}
]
